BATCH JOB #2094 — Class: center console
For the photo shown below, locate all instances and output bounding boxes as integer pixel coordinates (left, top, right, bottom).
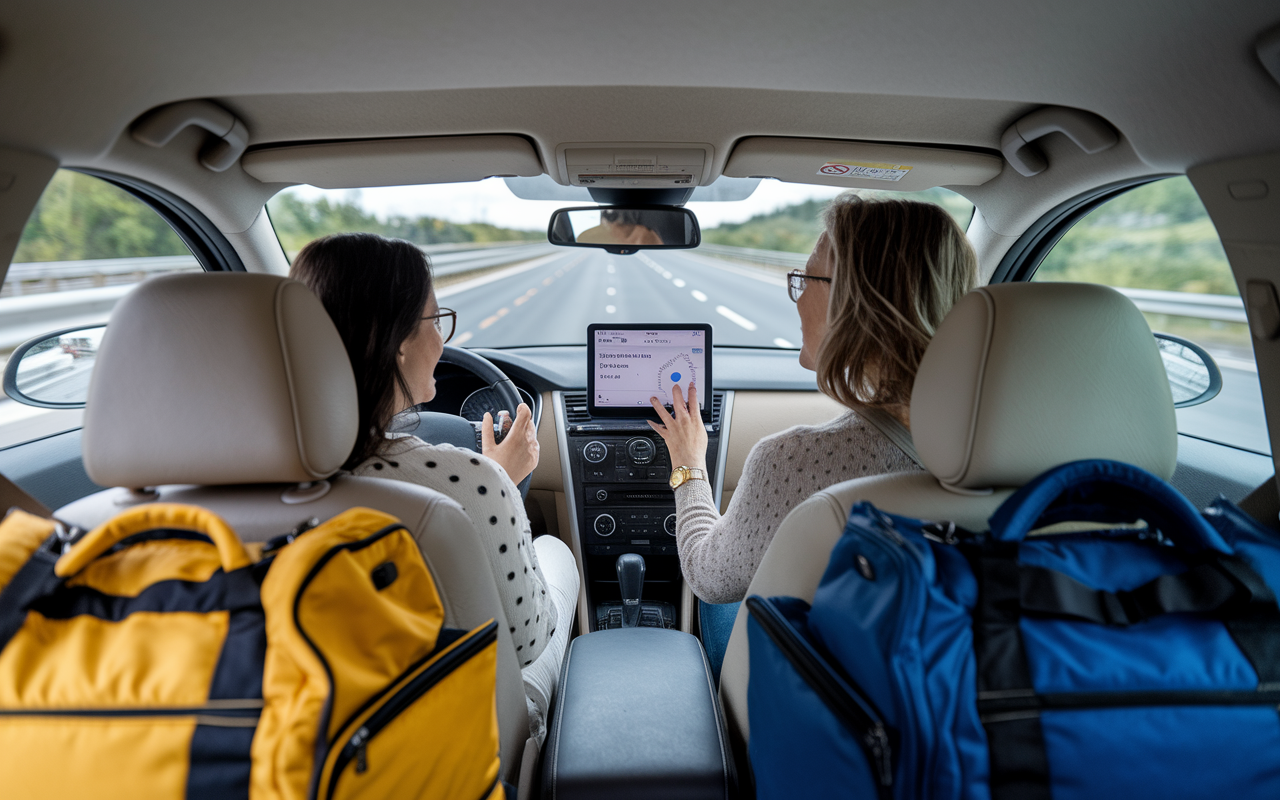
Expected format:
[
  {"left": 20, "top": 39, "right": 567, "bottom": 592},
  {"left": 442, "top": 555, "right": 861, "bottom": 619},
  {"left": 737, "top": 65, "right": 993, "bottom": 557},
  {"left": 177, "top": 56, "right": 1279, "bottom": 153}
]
[{"left": 555, "top": 389, "right": 733, "bottom": 633}]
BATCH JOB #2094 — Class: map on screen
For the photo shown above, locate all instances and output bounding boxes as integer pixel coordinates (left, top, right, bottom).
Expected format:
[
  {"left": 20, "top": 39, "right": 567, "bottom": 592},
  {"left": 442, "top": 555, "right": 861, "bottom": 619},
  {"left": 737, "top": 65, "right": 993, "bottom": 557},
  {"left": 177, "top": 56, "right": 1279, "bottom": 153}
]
[{"left": 589, "top": 325, "right": 711, "bottom": 414}]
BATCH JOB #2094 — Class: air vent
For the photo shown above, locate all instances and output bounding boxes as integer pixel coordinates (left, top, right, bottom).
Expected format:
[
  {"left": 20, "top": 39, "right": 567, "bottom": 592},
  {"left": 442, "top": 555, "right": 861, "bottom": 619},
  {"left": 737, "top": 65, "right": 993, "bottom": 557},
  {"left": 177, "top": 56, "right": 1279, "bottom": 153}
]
[
  {"left": 563, "top": 392, "right": 591, "bottom": 425},
  {"left": 563, "top": 390, "right": 725, "bottom": 428},
  {"left": 709, "top": 391, "right": 724, "bottom": 427}
]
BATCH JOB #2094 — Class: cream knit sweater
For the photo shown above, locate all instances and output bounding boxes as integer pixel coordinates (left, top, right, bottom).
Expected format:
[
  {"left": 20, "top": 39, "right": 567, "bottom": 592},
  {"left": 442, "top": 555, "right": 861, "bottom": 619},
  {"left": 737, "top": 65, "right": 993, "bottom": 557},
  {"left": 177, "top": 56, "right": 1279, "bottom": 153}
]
[{"left": 673, "top": 411, "right": 921, "bottom": 604}]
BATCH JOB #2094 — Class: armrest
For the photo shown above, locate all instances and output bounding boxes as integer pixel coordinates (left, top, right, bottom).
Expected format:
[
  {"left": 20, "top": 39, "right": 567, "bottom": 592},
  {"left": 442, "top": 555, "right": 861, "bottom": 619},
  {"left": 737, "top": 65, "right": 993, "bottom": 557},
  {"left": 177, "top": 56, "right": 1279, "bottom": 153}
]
[{"left": 542, "top": 628, "right": 734, "bottom": 800}]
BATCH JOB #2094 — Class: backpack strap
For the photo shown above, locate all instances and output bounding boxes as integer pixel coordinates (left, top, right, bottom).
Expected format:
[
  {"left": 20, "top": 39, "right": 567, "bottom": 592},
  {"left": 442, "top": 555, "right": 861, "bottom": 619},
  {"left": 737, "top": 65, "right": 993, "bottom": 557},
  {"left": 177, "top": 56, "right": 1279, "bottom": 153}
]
[
  {"left": 0, "top": 511, "right": 62, "bottom": 653},
  {"left": 966, "top": 542, "right": 1053, "bottom": 800}
]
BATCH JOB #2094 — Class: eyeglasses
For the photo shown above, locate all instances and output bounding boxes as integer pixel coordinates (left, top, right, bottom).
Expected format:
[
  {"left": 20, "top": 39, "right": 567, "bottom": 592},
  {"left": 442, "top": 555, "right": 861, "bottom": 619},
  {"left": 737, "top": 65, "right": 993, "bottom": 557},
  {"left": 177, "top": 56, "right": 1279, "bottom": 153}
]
[
  {"left": 787, "top": 270, "right": 832, "bottom": 303},
  {"left": 423, "top": 308, "right": 457, "bottom": 344}
]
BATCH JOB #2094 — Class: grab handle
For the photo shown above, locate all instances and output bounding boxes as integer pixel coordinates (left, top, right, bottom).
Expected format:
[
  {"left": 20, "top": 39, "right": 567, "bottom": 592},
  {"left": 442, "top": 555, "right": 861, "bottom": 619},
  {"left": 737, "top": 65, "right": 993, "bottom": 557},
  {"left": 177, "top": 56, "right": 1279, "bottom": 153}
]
[
  {"left": 988, "top": 460, "right": 1231, "bottom": 554},
  {"left": 56, "top": 503, "right": 252, "bottom": 578}
]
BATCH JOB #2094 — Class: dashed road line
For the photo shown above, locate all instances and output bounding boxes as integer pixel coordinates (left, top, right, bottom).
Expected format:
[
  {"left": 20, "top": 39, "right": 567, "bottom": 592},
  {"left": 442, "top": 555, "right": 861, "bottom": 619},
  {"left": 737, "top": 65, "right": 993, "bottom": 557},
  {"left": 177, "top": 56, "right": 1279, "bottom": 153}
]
[
  {"left": 715, "top": 305, "right": 758, "bottom": 331},
  {"left": 605, "top": 304, "right": 617, "bottom": 314},
  {"left": 479, "top": 307, "right": 510, "bottom": 329},
  {"left": 542, "top": 277, "right": 553, "bottom": 286},
  {"left": 606, "top": 287, "right": 617, "bottom": 296},
  {"left": 453, "top": 331, "right": 474, "bottom": 345},
  {"left": 673, "top": 278, "right": 686, "bottom": 287},
  {"left": 773, "top": 337, "right": 796, "bottom": 348},
  {"left": 691, "top": 290, "right": 708, "bottom": 302},
  {"left": 514, "top": 288, "right": 537, "bottom": 306}
]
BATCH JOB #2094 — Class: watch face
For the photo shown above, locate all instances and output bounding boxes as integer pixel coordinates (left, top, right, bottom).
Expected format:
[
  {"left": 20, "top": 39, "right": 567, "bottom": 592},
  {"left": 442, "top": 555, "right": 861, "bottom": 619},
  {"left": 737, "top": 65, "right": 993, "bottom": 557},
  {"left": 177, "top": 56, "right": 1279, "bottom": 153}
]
[{"left": 668, "top": 467, "right": 687, "bottom": 489}]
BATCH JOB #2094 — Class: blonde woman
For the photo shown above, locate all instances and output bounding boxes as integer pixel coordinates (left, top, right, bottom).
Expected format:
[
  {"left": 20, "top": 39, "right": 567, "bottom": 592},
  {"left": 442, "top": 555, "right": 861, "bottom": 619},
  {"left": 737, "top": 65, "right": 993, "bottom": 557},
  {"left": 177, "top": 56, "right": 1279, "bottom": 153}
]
[{"left": 649, "top": 193, "right": 977, "bottom": 672}]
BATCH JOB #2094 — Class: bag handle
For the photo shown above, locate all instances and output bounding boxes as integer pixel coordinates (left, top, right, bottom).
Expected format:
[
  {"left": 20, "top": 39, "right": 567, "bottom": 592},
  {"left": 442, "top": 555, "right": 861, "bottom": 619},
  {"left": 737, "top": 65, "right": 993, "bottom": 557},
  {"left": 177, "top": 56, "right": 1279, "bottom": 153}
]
[
  {"left": 55, "top": 503, "right": 252, "bottom": 578},
  {"left": 988, "top": 459, "right": 1231, "bottom": 554}
]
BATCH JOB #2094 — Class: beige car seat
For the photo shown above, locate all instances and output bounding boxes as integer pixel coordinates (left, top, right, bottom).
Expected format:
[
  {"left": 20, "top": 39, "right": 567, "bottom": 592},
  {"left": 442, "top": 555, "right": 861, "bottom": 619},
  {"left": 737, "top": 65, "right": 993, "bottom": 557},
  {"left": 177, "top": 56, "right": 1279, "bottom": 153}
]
[
  {"left": 719, "top": 282, "right": 1179, "bottom": 747},
  {"left": 55, "top": 272, "right": 537, "bottom": 789}
]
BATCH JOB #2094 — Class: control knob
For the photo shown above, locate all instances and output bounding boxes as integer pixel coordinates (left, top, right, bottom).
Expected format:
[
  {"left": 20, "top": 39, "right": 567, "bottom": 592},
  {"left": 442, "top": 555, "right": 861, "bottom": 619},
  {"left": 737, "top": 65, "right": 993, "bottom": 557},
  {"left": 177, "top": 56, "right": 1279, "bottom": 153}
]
[
  {"left": 664, "top": 513, "right": 677, "bottom": 536},
  {"left": 626, "top": 437, "right": 656, "bottom": 465},
  {"left": 583, "top": 441, "right": 608, "bottom": 463},
  {"left": 595, "top": 489, "right": 608, "bottom": 502},
  {"left": 593, "top": 514, "right": 616, "bottom": 537}
]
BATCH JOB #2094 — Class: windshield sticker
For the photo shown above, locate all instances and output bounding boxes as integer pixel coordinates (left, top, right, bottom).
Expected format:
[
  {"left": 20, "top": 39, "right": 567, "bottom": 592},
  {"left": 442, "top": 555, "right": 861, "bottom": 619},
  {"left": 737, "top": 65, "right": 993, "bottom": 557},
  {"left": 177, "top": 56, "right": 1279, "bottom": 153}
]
[{"left": 817, "top": 161, "right": 913, "bottom": 181}]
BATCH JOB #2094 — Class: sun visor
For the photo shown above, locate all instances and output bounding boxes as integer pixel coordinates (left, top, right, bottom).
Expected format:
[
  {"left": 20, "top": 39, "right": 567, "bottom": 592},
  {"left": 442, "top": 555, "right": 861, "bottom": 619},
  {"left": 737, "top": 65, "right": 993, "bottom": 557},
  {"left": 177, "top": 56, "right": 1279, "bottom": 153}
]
[
  {"left": 722, "top": 137, "right": 1002, "bottom": 191},
  {"left": 241, "top": 135, "right": 543, "bottom": 188}
]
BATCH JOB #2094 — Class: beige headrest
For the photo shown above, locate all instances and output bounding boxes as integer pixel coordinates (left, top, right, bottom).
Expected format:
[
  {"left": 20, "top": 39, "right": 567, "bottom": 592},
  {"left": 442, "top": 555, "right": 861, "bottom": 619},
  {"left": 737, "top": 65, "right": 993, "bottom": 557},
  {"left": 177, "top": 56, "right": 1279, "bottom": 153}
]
[
  {"left": 910, "top": 282, "right": 1177, "bottom": 491},
  {"left": 84, "top": 273, "right": 359, "bottom": 487}
]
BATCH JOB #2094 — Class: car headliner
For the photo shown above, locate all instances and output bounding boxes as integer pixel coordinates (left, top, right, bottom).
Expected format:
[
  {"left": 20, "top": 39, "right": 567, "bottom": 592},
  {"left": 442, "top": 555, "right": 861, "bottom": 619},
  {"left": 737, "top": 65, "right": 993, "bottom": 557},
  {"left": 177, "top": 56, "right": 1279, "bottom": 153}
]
[{"left": 0, "top": 1, "right": 1278, "bottom": 263}]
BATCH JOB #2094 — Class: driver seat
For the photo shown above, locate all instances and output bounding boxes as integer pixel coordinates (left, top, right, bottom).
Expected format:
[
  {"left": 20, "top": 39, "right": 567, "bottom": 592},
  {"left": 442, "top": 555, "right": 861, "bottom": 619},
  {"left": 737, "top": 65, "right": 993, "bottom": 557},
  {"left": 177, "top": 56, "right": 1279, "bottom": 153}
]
[{"left": 55, "top": 272, "right": 537, "bottom": 790}]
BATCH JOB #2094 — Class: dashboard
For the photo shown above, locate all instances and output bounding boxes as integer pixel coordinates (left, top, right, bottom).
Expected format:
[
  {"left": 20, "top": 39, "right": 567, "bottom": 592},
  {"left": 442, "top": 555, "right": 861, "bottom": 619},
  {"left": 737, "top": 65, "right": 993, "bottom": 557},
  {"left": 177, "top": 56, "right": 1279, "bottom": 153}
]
[{"left": 444, "top": 344, "right": 823, "bottom": 634}]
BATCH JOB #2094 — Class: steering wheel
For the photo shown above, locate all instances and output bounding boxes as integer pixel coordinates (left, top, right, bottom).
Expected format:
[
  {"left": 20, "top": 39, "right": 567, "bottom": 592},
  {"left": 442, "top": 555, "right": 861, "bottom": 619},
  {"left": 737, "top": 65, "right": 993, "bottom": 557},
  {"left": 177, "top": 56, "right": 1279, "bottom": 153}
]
[{"left": 406, "top": 345, "right": 533, "bottom": 500}]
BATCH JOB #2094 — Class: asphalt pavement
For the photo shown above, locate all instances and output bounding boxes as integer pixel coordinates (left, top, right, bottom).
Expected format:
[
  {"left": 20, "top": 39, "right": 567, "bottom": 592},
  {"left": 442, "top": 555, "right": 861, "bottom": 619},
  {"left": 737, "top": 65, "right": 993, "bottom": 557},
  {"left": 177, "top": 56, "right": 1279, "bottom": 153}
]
[{"left": 436, "top": 247, "right": 802, "bottom": 350}]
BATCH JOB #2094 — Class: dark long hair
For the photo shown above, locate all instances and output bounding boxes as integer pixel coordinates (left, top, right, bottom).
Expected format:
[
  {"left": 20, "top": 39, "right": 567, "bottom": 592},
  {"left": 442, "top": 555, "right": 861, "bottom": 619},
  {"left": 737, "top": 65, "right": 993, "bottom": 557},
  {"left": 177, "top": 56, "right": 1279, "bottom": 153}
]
[{"left": 290, "top": 233, "right": 433, "bottom": 468}]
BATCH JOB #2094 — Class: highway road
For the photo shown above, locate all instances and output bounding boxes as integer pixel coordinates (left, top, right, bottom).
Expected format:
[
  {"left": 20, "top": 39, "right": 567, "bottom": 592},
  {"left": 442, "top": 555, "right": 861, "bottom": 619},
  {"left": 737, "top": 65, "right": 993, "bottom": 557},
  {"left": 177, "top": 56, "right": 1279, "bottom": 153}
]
[
  {"left": 437, "top": 247, "right": 803, "bottom": 350},
  {"left": 437, "top": 246, "right": 1270, "bottom": 456}
]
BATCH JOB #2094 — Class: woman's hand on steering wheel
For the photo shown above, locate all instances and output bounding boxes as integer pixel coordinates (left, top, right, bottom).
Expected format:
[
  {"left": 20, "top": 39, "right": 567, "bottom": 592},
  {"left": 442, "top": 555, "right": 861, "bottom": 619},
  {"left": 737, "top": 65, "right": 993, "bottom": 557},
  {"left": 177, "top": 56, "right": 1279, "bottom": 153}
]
[{"left": 483, "top": 403, "right": 539, "bottom": 485}]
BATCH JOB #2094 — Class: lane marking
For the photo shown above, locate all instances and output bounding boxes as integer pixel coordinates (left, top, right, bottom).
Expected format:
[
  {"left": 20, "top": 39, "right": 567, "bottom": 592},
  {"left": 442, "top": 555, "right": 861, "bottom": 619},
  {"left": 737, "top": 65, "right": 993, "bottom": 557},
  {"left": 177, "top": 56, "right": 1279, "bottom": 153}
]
[
  {"left": 673, "top": 278, "right": 686, "bottom": 288},
  {"left": 479, "top": 307, "right": 511, "bottom": 329},
  {"left": 542, "top": 277, "right": 553, "bottom": 286},
  {"left": 773, "top": 337, "right": 796, "bottom": 348},
  {"left": 605, "top": 304, "right": 617, "bottom": 314},
  {"left": 607, "top": 264, "right": 616, "bottom": 273},
  {"left": 715, "top": 305, "right": 758, "bottom": 331},
  {"left": 453, "top": 331, "right": 474, "bottom": 345},
  {"left": 606, "top": 287, "right": 617, "bottom": 296},
  {"left": 691, "top": 290, "right": 708, "bottom": 302},
  {"left": 514, "top": 288, "right": 537, "bottom": 306},
  {"left": 662, "top": 270, "right": 673, "bottom": 279}
]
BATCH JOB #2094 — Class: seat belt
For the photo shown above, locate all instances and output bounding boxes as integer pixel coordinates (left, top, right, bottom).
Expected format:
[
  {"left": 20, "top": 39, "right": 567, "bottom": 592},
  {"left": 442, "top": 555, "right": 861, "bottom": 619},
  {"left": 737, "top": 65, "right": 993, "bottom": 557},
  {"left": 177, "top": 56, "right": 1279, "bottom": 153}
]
[
  {"left": 0, "top": 472, "right": 52, "bottom": 519},
  {"left": 857, "top": 406, "right": 922, "bottom": 468}
]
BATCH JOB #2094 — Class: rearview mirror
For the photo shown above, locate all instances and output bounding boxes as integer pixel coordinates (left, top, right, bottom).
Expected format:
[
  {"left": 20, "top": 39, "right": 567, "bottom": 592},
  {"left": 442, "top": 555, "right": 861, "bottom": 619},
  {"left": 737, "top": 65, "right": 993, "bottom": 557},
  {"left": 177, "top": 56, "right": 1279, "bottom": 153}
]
[
  {"left": 3, "top": 325, "right": 106, "bottom": 409},
  {"left": 547, "top": 206, "right": 701, "bottom": 255},
  {"left": 1154, "top": 332, "right": 1222, "bottom": 408}
]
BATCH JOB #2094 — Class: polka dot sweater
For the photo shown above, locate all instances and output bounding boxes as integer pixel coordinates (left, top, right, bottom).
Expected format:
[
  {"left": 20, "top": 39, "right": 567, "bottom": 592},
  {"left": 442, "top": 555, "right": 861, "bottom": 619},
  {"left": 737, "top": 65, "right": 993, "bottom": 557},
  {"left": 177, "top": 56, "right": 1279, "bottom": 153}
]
[
  {"left": 354, "top": 435, "right": 555, "bottom": 666},
  {"left": 674, "top": 411, "right": 921, "bottom": 604}
]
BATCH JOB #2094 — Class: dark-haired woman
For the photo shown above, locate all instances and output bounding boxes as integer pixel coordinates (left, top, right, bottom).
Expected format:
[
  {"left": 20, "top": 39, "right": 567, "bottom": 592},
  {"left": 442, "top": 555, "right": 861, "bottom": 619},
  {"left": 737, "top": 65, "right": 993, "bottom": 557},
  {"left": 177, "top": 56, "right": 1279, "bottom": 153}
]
[{"left": 290, "top": 232, "right": 577, "bottom": 744}]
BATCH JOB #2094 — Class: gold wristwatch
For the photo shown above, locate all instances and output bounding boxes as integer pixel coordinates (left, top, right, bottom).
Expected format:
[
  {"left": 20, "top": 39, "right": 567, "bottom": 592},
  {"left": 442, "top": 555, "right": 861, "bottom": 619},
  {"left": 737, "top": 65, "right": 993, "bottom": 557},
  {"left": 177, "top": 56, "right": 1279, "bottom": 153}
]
[{"left": 669, "top": 466, "right": 708, "bottom": 490}]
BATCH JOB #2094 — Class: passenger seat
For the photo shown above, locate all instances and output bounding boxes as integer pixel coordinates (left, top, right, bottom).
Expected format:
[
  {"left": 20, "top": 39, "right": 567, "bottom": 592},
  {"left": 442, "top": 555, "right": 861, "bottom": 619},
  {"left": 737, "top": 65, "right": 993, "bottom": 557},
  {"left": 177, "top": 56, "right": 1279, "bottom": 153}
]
[{"left": 718, "top": 282, "right": 1178, "bottom": 747}]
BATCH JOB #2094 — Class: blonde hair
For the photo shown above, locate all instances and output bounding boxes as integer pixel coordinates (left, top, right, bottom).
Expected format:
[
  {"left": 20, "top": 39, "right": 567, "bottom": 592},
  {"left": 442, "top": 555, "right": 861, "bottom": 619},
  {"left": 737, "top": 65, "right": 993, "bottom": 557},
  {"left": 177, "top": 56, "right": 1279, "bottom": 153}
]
[{"left": 815, "top": 192, "right": 978, "bottom": 414}]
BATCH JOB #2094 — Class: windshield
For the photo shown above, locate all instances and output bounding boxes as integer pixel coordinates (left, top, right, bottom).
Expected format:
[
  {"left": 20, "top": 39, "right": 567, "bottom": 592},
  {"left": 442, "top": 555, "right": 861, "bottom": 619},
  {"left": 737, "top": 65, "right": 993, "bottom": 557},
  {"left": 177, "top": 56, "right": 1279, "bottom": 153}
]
[{"left": 267, "top": 179, "right": 973, "bottom": 349}]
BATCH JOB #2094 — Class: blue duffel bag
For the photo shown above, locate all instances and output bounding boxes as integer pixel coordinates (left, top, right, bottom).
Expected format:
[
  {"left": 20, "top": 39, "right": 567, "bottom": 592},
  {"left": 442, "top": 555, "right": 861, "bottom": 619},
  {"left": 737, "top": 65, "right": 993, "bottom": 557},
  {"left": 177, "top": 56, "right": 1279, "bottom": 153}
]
[{"left": 747, "top": 459, "right": 1280, "bottom": 799}]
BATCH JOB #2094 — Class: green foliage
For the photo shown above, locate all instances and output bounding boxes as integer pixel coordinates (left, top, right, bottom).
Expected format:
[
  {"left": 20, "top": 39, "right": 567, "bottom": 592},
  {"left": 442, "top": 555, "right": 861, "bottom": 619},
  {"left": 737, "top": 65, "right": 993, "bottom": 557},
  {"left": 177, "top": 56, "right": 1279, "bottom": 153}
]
[
  {"left": 14, "top": 171, "right": 190, "bottom": 262},
  {"left": 1034, "top": 177, "right": 1237, "bottom": 296},
  {"left": 701, "top": 188, "right": 974, "bottom": 254},
  {"left": 267, "top": 191, "right": 540, "bottom": 255}
]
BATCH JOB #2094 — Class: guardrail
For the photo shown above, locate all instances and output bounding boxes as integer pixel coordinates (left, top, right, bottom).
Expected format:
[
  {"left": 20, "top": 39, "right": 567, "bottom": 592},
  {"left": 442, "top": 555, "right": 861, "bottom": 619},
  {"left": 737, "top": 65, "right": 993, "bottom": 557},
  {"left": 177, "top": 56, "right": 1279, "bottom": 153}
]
[
  {"left": 698, "top": 243, "right": 1248, "bottom": 324},
  {"left": 0, "top": 242, "right": 556, "bottom": 351}
]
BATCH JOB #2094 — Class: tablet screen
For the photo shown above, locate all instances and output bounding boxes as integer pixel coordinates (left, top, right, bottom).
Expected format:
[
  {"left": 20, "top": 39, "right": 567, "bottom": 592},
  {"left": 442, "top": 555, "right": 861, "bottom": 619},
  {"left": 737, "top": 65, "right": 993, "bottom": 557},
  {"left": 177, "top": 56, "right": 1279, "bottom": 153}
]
[{"left": 588, "top": 324, "right": 712, "bottom": 416}]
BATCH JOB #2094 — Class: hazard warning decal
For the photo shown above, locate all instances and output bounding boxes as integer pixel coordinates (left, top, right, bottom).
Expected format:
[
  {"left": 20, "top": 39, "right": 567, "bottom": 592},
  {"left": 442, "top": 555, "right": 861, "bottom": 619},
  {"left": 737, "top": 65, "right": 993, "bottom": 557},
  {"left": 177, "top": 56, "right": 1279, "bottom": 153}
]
[{"left": 817, "top": 161, "right": 913, "bottom": 182}]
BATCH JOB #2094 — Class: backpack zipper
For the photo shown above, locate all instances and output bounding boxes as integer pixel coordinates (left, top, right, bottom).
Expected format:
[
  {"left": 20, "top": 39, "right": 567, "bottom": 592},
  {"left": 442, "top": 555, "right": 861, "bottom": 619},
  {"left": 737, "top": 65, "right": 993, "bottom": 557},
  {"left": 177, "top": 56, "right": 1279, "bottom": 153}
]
[
  {"left": 746, "top": 596, "right": 893, "bottom": 799},
  {"left": 322, "top": 620, "right": 498, "bottom": 798},
  {"left": 0, "top": 700, "right": 262, "bottom": 720}
]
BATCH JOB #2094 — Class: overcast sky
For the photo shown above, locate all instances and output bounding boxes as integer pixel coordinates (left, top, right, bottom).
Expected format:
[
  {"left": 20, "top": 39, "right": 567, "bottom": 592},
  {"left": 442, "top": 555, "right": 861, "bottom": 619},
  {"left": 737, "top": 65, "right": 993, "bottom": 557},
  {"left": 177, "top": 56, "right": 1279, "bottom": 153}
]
[{"left": 282, "top": 178, "right": 845, "bottom": 231}]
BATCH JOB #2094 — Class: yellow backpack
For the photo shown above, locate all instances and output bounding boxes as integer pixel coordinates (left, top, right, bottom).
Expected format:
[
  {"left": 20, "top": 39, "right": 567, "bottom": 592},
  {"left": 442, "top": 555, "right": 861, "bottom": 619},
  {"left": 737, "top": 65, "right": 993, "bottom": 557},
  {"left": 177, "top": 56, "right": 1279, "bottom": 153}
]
[{"left": 0, "top": 503, "right": 502, "bottom": 800}]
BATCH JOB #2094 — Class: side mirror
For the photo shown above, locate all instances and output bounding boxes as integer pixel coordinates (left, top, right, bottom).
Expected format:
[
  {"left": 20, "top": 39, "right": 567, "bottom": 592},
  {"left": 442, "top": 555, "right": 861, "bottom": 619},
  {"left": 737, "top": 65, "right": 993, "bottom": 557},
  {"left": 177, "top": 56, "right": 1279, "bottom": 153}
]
[
  {"left": 3, "top": 325, "right": 106, "bottom": 409},
  {"left": 1154, "top": 332, "right": 1223, "bottom": 408},
  {"left": 547, "top": 205, "right": 701, "bottom": 255}
]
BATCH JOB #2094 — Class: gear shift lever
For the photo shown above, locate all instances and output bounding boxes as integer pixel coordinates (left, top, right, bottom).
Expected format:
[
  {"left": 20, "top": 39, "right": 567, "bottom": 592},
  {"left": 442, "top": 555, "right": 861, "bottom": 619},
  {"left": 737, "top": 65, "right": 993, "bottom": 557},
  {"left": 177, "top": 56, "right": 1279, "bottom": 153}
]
[{"left": 616, "top": 553, "right": 646, "bottom": 628}]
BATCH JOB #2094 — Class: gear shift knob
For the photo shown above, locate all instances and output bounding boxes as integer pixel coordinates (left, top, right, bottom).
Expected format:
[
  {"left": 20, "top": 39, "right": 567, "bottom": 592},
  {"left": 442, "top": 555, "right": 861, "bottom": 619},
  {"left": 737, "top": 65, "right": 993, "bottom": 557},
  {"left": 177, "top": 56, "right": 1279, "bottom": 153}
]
[{"left": 616, "top": 553, "right": 646, "bottom": 628}]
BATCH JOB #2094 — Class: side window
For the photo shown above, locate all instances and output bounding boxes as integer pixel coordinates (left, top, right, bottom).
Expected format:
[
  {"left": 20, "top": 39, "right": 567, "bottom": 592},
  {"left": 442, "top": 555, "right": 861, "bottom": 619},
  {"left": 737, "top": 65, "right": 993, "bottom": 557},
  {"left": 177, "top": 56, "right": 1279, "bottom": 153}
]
[
  {"left": 1032, "top": 176, "right": 1266, "bottom": 454},
  {"left": 1, "top": 170, "right": 201, "bottom": 445}
]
